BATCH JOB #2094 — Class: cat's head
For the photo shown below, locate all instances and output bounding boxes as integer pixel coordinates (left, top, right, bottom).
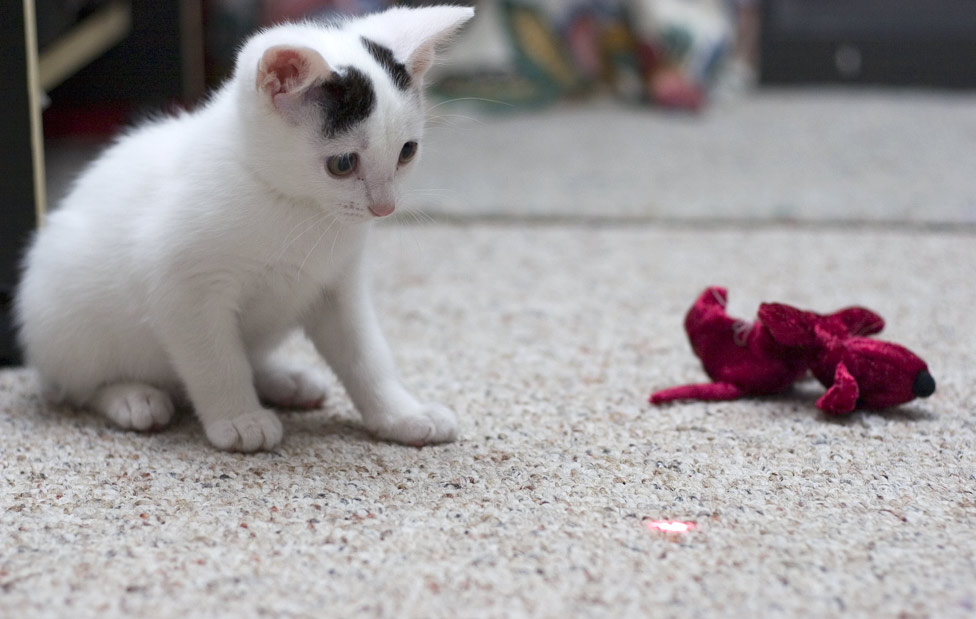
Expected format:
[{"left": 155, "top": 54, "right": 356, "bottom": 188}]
[{"left": 234, "top": 6, "right": 473, "bottom": 221}]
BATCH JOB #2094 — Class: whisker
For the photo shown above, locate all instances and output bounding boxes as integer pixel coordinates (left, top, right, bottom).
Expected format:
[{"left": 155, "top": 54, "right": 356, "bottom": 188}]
[
  {"left": 402, "top": 193, "right": 452, "bottom": 205},
  {"left": 412, "top": 209, "right": 437, "bottom": 225},
  {"left": 427, "top": 97, "right": 514, "bottom": 111},
  {"left": 298, "top": 214, "right": 339, "bottom": 276},
  {"left": 425, "top": 113, "right": 483, "bottom": 126},
  {"left": 404, "top": 187, "right": 452, "bottom": 193},
  {"left": 398, "top": 204, "right": 438, "bottom": 226},
  {"left": 394, "top": 211, "right": 425, "bottom": 256},
  {"left": 328, "top": 214, "right": 347, "bottom": 264},
  {"left": 267, "top": 211, "right": 329, "bottom": 269}
]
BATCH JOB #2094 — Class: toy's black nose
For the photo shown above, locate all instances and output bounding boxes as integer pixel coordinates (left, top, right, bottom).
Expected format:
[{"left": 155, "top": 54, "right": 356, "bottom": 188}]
[{"left": 913, "top": 370, "right": 936, "bottom": 398}]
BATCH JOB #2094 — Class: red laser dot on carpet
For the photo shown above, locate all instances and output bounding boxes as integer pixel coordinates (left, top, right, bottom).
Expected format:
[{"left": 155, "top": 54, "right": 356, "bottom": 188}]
[{"left": 646, "top": 520, "right": 696, "bottom": 533}]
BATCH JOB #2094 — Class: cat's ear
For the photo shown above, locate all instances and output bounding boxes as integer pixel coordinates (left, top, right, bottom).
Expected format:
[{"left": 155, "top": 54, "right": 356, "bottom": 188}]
[
  {"left": 256, "top": 46, "right": 332, "bottom": 120},
  {"left": 355, "top": 6, "right": 475, "bottom": 83}
]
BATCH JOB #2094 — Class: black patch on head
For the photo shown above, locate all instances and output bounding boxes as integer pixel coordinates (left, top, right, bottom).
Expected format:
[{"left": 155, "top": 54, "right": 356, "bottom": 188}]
[
  {"left": 361, "top": 37, "right": 412, "bottom": 90},
  {"left": 316, "top": 66, "right": 376, "bottom": 138}
]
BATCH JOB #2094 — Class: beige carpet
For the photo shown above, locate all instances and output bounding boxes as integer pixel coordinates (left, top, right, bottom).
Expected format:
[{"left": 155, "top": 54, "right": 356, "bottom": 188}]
[
  {"left": 2, "top": 222, "right": 975, "bottom": 618},
  {"left": 409, "top": 91, "right": 976, "bottom": 223}
]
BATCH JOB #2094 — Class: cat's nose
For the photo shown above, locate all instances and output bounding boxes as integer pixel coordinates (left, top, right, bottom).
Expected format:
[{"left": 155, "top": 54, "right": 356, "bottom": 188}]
[{"left": 368, "top": 203, "right": 395, "bottom": 218}]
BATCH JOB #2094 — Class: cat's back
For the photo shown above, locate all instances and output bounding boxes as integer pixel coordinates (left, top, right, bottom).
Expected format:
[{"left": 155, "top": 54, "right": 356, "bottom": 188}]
[
  {"left": 20, "top": 105, "right": 226, "bottom": 320},
  {"left": 60, "top": 110, "right": 207, "bottom": 217},
  {"left": 33, "top": 96, "right": 236, "bottom": 267}
]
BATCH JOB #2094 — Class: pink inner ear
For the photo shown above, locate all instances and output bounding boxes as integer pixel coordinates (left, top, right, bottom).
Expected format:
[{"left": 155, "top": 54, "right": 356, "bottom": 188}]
[
  {"left": 259, "top": 49, "right": 303, "bottom": 96},
  {"left": 271, "top": 51, "right": 303, "bottom": 94},
  {"left": 257, "top": 46, "right": 329, "bottom": 98}
]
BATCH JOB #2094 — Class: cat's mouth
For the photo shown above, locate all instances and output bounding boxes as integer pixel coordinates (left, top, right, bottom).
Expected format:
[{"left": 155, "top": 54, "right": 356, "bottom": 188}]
[{"left": 368, "top": 203, "right": 395, "bottom": 218}]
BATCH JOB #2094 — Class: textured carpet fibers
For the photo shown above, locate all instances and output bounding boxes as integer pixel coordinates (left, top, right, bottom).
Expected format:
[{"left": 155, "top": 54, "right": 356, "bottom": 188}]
[{"left": 2, "top": 224, "right": 975, "bottom": 618}]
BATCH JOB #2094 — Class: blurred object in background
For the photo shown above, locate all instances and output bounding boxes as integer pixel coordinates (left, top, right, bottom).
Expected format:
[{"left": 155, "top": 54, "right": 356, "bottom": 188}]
[
  {"left": 434, "top": 0, "right": 739, "bottom": 112},
  {"left": 628, "top": 0, "right": 734, "bottom": 110},
  {"left": 723, "top": 0, "right": 759, "bottom": 90},
  {"left": 204, "top": 0, "right": 475, "bottom": 84},
  {"left": 204, "top": 0, "right": 396, "bottom": 83},
  {"left": 261, "top": 0, "right": 390, "bottom": 22},
  {"left": 203, "top": 0, "right": 749, "bottom": 113},
  {"left": 204, "top": 0, "right": 263, "bottom": 84},
  {"left": 41, "top": 1, "right": 202, "bottom": 140},
  {"left": 35, "top": 0, "right": 114, "bottom": 50},
  {"left": 760, "top": 0, "right": 976, "bottom": 88}
]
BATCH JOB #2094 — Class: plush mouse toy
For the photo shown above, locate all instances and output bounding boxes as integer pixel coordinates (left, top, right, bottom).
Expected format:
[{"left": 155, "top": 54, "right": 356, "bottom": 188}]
[{"left": 649, "top": 287, "right": 935, "bottom": 413}]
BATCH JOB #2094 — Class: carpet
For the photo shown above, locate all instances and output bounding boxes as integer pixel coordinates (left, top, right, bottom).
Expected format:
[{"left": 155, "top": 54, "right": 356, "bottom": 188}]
[
  {"left": 409, "top": 90, "right": 976, "bottom": 224},
  {"left": 2, "top": 222, "right": 975, "bottom": 618}
]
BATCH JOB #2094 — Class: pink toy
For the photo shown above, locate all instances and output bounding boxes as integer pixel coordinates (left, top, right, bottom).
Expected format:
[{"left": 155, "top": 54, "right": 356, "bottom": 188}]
[{"left": 650, "top": 287, "right": 935, "bottom": 413}]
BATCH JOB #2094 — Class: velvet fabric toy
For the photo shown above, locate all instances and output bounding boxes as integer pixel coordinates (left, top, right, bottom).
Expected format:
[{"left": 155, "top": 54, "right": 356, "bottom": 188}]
[{"left": 649, "top": 287, "right": 936, "bottom": 413}]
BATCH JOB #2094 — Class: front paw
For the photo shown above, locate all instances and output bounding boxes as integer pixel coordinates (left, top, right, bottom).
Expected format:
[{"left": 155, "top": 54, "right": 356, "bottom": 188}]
[
  {"left": 204, "top": 408, "right": 283, "bottom": 452},
  {"left": 366, "top": 403, "right": 458, "bottom": 447},
  {"left": 254, "top": 363, "right": 329, "bottom": 410}
]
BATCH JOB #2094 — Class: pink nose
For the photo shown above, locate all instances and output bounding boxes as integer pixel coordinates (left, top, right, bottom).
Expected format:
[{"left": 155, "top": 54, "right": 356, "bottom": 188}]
[{"left": 368, "top": 203, "right": 395, "bottom": 217}]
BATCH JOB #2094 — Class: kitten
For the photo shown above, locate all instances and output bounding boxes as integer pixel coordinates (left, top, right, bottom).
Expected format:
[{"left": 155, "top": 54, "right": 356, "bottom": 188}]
[{"left": 15, "top": 6, "right": 474, "bottom": 452}]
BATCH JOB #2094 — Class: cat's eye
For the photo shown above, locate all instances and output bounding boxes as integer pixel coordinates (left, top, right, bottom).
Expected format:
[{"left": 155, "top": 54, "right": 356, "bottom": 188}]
[
  {"left": 399, "top": 141, "right": 418, "bottom": 165},
  {"left": 327, "top": 153, "right": 358, "bottom": 177}
]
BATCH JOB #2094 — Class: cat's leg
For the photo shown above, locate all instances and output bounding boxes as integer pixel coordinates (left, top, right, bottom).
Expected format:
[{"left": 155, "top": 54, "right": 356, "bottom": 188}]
[
  {"left": 247, "top": 333, "right": 330, "bottom": 410},
  {"left": 90, "top": 382, "right": 175, "bottom": 431},
  {"left": 304, "top": 277, "right": 458, "bottom": 446},
  {"left": 253, "top": 356, "right": 330, "bottom": 410},
  {"left": 153, "top": 295, "right": 281, "bottom": 452}
]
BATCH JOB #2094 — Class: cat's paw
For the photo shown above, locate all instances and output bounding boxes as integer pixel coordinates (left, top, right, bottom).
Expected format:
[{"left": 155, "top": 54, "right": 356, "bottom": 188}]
[
  {"left": 91, "top": 383, "right": 174, "bottom": 431},
  {"left": 367, "top": 403, "right": 458, "bottom": 447},
  {"left": 204, "top": 409, "right": 283, "bottom": 452},
  {"left": 254, "top": 363, "right": 329, "bottom": 410}
]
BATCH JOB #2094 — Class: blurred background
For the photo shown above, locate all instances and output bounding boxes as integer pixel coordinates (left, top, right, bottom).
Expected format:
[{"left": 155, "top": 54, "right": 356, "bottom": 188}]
[
  {"left": 15, "top": 0, "right": 976, "bottom": 223},
  {"left": 3, "top": 0, "right": 976, "bottom": 362}
]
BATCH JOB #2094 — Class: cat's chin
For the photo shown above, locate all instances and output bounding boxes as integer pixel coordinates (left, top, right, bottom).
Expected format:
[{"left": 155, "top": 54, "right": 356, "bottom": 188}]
[{"left": 333, "top": 211, "right": 376, "bottom": 225}]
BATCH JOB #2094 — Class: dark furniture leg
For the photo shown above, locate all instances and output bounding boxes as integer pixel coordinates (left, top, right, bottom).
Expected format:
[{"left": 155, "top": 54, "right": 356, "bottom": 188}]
[{"left": 0, "top": 2, "right": 40, "bottom": 366}]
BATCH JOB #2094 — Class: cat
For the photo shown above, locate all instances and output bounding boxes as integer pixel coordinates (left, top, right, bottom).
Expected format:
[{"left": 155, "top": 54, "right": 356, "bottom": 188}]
[{"left": 15, "top": 5, "right": 474, "bottom": 452}]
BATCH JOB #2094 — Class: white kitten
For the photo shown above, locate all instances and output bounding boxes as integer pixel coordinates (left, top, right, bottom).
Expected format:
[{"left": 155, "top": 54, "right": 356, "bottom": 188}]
[{"left": 16, "top": 6, "right": 474, "bottom": 452}]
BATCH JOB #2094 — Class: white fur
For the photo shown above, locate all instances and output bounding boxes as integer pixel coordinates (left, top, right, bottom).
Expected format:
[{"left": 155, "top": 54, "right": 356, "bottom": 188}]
[{"left": 16, "top": 6, "right": 474, "bottom": 452}]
